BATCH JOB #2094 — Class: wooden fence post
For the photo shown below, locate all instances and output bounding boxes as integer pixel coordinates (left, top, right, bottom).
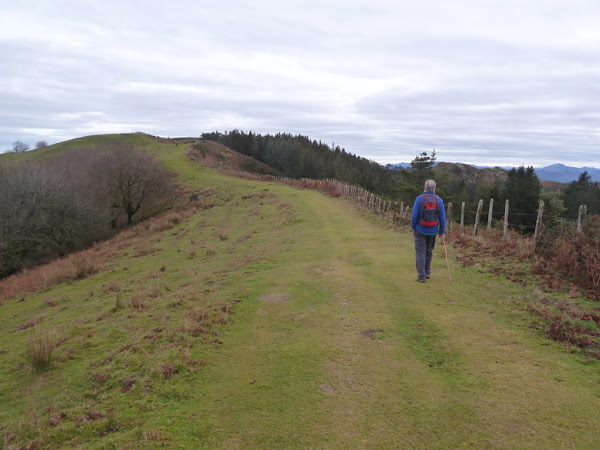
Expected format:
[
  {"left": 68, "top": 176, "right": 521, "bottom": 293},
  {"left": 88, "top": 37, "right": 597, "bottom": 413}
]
[
  {"left": 393, "top": 202, "right": 398, "bottom": 227},
  {"left": 533, "top": 199, "right": 545, "bottom": 250},
  {"left": 473, "top": 199, "right": 484, "bottom": 237},
  {"left": 447, "top": 203, "right": 453, "bottom": 233},
  {"left": 577, "top": 204, "right": 587, "bottom": 233},
  {"left": 460, "top": 202, "right": 465, "bottom": 229},
  {"left": 487, "top": 198, "right": 494, "bottom": 232},
  {"left": 399, "top": 202, "right": 404, "bottom": 224},
  {"left": 503, "top": 199, "right": 510, "bottom": 240}
]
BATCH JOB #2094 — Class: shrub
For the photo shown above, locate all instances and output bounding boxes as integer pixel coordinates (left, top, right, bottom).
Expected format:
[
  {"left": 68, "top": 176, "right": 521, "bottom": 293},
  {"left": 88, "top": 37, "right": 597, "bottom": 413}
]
[
  {"left": 545, "top": 215, "right": 600, "bottom": 291},
  {"left": 130, "top": 293, "right": 146, "bottom": 311},
  {"left": 448, "top": 215, "right": 600, "bottom": 297},
  {"left": 26, "top": 326, "right": 56, "bottom": 371}
]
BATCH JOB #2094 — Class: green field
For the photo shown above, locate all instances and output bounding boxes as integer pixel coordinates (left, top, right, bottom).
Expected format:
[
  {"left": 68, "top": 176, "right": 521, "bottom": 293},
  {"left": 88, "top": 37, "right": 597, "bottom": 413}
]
[{"left": 1, "top": 135, "right": 599, "bottom": 448}]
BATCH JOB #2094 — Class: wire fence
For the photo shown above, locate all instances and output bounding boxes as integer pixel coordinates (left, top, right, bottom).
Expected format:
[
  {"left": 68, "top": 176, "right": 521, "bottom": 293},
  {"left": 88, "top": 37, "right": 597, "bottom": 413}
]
[
  {"left": 210, "top": 166, "right": 591, "bottom": 250},
  {"left": 449, "top": 200, "right": 586, "bottom": 231}
]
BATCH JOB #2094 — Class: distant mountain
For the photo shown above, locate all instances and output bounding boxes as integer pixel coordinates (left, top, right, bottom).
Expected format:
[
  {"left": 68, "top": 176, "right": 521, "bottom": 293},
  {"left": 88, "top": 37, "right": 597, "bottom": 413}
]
[
  {"left": 472, "top": 164, "right": 513, "bottom": 171},
  {"left": 390, "top": 162, "right": 599, "bottom": 183},
  {"left": 534, "top": 164, "right": 600, "bottom": 183},
  {"left": 389, "top": 162, "right": 412, "bottom": 169}
]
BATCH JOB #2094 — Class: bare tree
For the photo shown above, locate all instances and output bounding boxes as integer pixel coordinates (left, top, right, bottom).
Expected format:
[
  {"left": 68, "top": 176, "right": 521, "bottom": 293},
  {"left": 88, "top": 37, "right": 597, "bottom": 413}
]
[
  {"left": 35, "top": 141, "right": 48, "bottom": 149},
  {"left": 0, "top": 162, "right": 99, "bottom": 277},
  {"left": 12, "top": 141, "right": 30, "bottom": 153},
  {"left": 100, "top": 142, "right": 175, "bottom": 226},
  {"left": 0, "top": 144, "right": 176, "bottom": 277},
  {"left": 47, "top": 148, "right": 114, "bottom": 228}
]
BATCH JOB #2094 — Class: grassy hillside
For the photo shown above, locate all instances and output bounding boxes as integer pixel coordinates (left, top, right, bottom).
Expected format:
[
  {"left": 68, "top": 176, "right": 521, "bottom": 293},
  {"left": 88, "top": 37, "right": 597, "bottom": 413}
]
[
  {"left": 434, "top": 162, "right": 508, "bottom": 187},
  {"left": 1, "top": 136, "right": 599, "bottom": 448},
  {"left": 0, "top": 133, "right": 197, "bottom": 164},
  {"left": 0, "top": 133, "right": 275, "bottom": 175},
  {"left": 188, "top": 140, "right": 279, "bottom": 175}
]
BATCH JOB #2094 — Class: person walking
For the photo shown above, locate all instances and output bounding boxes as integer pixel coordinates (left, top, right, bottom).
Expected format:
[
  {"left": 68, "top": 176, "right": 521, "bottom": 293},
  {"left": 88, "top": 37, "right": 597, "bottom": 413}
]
[{"left": 411, "top": 179, "right": 446, "bottom": 283}]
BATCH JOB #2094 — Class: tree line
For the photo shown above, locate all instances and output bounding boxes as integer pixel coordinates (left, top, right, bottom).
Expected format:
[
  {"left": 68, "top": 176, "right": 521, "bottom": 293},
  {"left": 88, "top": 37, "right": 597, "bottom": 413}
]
[
  {"left": 201, "top": 130, "right": 402, "bottom": 197},
  {"left": 0, "top": 142, "right": 175, "bottom": 278},
  {"left": 200, "top": 130, "right": 447, "bottom": 206}
]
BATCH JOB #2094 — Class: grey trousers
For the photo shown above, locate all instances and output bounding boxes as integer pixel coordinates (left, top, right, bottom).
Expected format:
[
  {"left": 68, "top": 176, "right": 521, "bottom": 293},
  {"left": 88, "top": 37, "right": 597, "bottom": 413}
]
[{"left": 414, "top": 231, "right": 436, "bottom": 281}]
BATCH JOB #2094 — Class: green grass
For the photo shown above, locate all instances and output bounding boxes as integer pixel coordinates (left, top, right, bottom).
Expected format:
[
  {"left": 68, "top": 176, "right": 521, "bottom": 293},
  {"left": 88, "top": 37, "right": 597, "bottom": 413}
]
[{"left": 1, "top": 135, "right": 599, "bottom": 448}]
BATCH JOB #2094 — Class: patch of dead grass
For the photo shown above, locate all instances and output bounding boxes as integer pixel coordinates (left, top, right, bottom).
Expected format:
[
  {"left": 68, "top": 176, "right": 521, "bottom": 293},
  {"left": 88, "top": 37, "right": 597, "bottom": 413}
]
[{"left": 259, "top": 293, "right": 291, "bottom": 303}]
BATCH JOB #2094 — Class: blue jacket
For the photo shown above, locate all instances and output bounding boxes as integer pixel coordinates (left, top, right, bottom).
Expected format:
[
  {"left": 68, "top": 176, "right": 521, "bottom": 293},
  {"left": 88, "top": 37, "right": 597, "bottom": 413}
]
[{"left": 411, "top": 191, "right": 446, "bottom": 235}]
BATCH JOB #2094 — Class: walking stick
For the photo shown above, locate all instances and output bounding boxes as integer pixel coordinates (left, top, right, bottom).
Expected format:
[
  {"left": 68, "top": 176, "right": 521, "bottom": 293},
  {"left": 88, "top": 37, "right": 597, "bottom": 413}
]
[{"left": 441, "top": 235, "right": 452, "bottom": 282}]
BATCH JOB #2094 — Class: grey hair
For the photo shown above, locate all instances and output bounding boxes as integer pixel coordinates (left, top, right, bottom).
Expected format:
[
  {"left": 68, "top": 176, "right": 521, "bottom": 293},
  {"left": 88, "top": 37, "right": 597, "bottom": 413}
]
[{"left": 424, "top": 180, "right": 436, "bottom": 191}]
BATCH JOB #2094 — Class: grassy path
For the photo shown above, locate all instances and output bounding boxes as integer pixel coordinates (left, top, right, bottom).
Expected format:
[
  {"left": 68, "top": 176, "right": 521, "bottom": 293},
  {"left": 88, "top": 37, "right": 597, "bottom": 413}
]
[{"left": 166, "top": 177, "right": 599, "bottom": 448}]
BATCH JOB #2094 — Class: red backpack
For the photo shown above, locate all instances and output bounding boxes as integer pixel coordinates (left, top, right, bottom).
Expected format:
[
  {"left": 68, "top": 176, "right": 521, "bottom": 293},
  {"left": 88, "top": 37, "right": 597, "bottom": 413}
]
[{"left": 419, "top": 194, "right": 440, "bottom": 227}]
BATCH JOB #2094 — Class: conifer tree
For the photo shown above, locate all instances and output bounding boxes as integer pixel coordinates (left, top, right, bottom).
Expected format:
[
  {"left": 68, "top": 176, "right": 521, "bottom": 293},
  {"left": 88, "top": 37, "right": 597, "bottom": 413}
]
[
  {"left": 562, "top": 172, "right": 600, "bottom": 218},
  {"left": 501, "top": 166, "right": 541, "bottom": 231}
]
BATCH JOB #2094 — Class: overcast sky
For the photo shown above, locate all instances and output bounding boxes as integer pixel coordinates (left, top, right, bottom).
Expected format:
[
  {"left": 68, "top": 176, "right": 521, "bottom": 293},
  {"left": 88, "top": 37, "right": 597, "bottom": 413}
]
[{"left": 1, "top": 0, "right": 599, "bottom": 167}]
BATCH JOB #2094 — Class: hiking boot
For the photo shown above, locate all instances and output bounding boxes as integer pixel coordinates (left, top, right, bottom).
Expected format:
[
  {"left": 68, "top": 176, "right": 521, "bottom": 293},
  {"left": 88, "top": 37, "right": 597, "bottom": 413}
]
[{"left": 417, "top": 278, "right": 426, "bottom": 283}]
